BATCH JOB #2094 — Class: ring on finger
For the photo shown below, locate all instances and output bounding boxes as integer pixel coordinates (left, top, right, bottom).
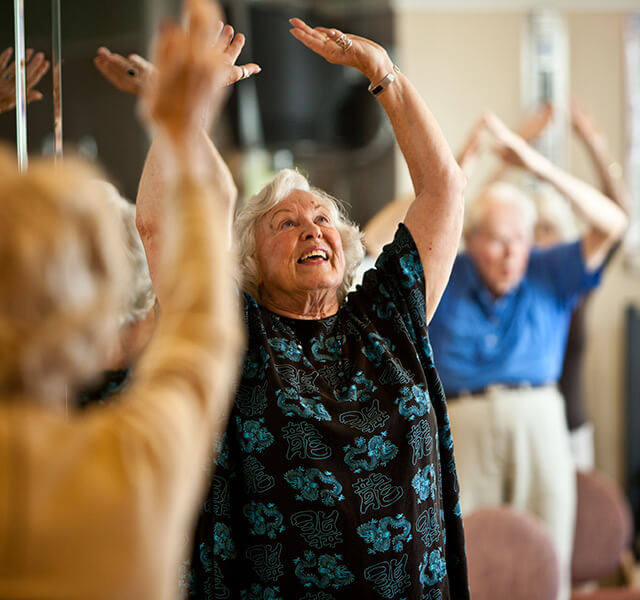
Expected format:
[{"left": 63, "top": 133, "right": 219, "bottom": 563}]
[
  {"left": 334, "top": 33, "right": 352, "bottom": 52},
  {"left": 241, "top": 66, "right": 248, "bottom": 79}
]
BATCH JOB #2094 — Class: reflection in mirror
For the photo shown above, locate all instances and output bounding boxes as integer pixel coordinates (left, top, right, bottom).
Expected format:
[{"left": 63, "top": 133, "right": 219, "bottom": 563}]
[
  {"left": 13, "top": 0, "right": 27, "bottom": 170},
  {"left": 0, "top": 2, "right": 159, "bottom": 199},
  {"left": 0, "top": 1, "right": 49, "bottom": 167},
  {"left": 51, "top": 0, "right": 62, "bottom": 160}
]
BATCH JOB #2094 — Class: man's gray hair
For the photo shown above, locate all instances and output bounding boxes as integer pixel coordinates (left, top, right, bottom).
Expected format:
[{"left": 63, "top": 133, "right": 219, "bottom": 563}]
[
  {"left": 234, "top": 169, "right": 365, "bottom": 304},
  {"left": 465, "top": 181, "right": 537, "bottom": 236},
  {"left": 95, "top": 181, "right": 156, "bottom": 325}
]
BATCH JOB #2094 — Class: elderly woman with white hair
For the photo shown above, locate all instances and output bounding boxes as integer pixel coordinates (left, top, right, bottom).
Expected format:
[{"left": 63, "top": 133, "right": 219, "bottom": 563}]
[{"left": 137, "top": 18, "right": 469, "bottom": 600}]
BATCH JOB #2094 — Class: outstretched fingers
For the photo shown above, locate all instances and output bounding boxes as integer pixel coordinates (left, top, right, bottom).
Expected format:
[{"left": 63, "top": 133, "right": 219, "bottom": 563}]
[
  {"left": 225, "top": 31, "right": 245, "bottom": 63},
  {"left": 0, "top": 47, "right": 12, "bottom": 72},
  {"left": 26, "top": 88, "right": 43, "bottom": 103},
  {"left": 94, "top": 49, "right": 138, "bottom": 92},
  {"left": 26, "top": 52, "right": 48, "bottom": 87},
  {"left": 289, "top": 26, "right": 324, "bottom": 54},
  {"left": 290, "top": 17, "right": 327, "bottom": 41},
  {"left": 227, "top": 62, "right": 260, "bottom": 85},
  {"left": 213, "top": 23, "right": 235, "bottom": 52}
]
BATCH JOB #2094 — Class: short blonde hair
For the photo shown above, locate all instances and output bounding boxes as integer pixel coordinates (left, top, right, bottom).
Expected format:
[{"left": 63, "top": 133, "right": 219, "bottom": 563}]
[
  {"left": 234, "top": 169, "right": 364, "bottom": 304},
  {"left": 95, "top": 180, "right": 156, "bottom": 325},
  {"left": 465, "top": 181, "right": 537, "bottom": 236},
  {"left": 0, "top": 152, "right": 129, "bottom": 404}
]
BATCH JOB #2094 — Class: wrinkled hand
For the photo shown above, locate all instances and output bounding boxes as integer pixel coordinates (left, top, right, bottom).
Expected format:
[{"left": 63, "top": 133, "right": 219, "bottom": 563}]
[
  {"left": 94, "top": 22, "right": 259, "bottom": 98},
  {"left": 288, "top": 17, "right": 391, "bottom": 81},
  {"left": 94, "top": 47, "right": 155, "bottom": 97},
  {"left": 485, "top": 112, "right": 548, "bottom": 175},
  {"left": 0, "top": 47, "right": 50, "bottom": 114}
]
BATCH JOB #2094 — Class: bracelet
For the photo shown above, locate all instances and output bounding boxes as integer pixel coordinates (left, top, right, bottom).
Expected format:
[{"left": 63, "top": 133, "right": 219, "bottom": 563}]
[{"left": 368, "top": 64, "right": 400, "bottom": 96}]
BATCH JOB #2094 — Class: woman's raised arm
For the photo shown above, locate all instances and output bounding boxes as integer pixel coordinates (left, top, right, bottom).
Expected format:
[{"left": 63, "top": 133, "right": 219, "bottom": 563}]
[
  {"left": 93, "top": 20, "right": 260, "bottom": 298},
  {"left": 289, "top": 18, "right": 465, "bottom": 323}
]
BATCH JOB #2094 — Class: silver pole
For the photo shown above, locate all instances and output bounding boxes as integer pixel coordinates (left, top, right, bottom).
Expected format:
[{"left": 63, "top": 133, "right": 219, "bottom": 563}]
[
  {"left": 13, "top": 0, "right": 27, "bottom": 172},
  {"left": 52, "top": 0, "right": 63, "bottom": 162}
]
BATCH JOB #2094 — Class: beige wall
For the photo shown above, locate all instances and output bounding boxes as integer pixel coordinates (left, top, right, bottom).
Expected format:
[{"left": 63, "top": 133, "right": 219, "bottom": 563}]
[{"left": 395, "top": 9, "right": 640, "bottom": 485}]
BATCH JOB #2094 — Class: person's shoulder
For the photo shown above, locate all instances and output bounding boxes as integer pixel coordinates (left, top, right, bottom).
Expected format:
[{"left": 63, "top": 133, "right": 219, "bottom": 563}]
[{"left": 528, "top": 240, "right": 582, "bottom": 273}]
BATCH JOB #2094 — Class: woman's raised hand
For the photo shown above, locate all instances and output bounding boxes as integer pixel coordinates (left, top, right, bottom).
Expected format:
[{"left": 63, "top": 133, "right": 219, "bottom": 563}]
[
  {"left": 196, "top": 17, "right": 261, "bottom": 86},
  {"left": 94, "top": 48, "right": 155, "bottom": 97},
  {"left": 288, "top": 17, "right": 392, "bottom": 82},
  {"left": 485, "top": 111, "right": 549, "bottom": 175},
  {"left": 142, "top": 0, "right": 230, "bottom": 150},
  {"left": 95, "top": 19, "right": 259, "bottom": 97},
  {"left": 0, "top": 47, "right": 50, "bottom": 114}
]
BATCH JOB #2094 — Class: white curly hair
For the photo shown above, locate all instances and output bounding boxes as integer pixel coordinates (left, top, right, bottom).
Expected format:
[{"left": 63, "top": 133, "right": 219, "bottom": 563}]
[
  {"left": 234, "top": 169, "right": 365, "bottom": 304},
  {"left": 93, "top": 180, "right": 156, "bottom": 326}
]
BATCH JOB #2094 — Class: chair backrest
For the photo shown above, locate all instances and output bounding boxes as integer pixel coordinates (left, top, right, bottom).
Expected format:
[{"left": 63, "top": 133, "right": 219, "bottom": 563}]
[
  {"left": 464, "top": 506, "right": 559, "bottom": 600},
  {"left": 571, "top": 469, "right": 634, "bottom": 585}
]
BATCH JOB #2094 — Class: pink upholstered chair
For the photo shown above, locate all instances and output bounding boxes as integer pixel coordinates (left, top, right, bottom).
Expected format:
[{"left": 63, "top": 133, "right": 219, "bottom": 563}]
[
  {"left": 464, "top": 506, "right": 560, "bottom": 600},
  {"left": 571, "top": 469, "right": 639, "bottom": 600}
]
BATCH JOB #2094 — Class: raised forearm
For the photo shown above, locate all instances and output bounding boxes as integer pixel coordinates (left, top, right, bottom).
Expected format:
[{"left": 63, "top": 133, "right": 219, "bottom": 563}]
[
  {"left": 534, "top": 157, "right": 628, "bottom": 241},
  {"left": 373, "top": 68, "right": 465, "bottom": 322},
  {"left": 579, "top": 133, "right": 630, "bottom": 213},
  {"left": 136, "top": 129, "right": 237, "bottom": 296},
  {"left": 456, "top": 116, "right": 486, "bottom": 178}
]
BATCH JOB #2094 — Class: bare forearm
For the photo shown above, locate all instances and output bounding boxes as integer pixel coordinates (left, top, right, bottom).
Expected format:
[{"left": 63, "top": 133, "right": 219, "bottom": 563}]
[
  {"left": 373, "top": 69, "right": 465, "bottom": 321},
  {"left": 136, "top": 129, "right": 237, "bottom": 294},
  {"left": 580, "top": 134, "right": 630, "bottom": 213},
  {"left": 535, "top": 158, "right": 628, "bottom": 240},
  {"left": 456, "top": 116, "right": 486, "bottom": 178}
]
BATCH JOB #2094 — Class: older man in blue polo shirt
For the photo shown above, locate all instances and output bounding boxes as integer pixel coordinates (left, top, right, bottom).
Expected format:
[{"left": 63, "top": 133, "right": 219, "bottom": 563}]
[{"left": 429, "top": 114, "right": 627, "bottom": 600}]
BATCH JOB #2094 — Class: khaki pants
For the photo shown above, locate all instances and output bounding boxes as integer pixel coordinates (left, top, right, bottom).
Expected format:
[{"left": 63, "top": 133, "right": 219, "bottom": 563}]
[{"left": 448, "top": 385, "right": 575, "bottom": 600}]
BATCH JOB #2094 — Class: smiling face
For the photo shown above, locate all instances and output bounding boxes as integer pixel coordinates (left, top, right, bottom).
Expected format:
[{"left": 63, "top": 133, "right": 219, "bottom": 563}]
[
  {"left": 465, "top": 197, "right": 533, "bottom": 297},
  {"left": 254, "top": 189, "right": 346, "bottom": 317}
]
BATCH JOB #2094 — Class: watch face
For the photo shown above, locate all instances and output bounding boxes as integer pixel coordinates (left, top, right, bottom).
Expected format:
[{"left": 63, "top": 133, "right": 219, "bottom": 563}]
[{"left": 370, "top": 73, "right": 395, "bottom": 96}]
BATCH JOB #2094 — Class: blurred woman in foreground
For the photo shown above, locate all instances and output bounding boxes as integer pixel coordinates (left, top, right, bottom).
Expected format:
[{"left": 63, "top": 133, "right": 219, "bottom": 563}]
[{"left": 0, "top": 1, "right": 242, "bottom": 598}]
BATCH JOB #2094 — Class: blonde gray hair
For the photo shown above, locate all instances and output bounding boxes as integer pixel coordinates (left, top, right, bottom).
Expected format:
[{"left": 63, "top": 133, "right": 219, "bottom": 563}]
[
  {"left": 0, "top": 152, "right": 129, "bottom": 404},
  {"left": 465, "top": 181, "right": 537, "bottom": 236},
  {"left": 234, "top": 169, "right": 364, "bottom": 304}
]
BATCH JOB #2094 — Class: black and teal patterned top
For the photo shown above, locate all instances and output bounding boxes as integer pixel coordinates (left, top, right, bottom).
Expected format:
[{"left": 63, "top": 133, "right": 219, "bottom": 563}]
[
  {"left": 77, "top": 368, "right": 131, "bottom": 409},
  {"left": 186, "top": 225, "right": 469, "bottom": 600}
]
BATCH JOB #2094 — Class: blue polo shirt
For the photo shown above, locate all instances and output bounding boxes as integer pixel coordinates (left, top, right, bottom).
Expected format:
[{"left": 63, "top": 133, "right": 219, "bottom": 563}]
[{"left": 429, "top": 240, "right": 602, "bottom": 396}]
